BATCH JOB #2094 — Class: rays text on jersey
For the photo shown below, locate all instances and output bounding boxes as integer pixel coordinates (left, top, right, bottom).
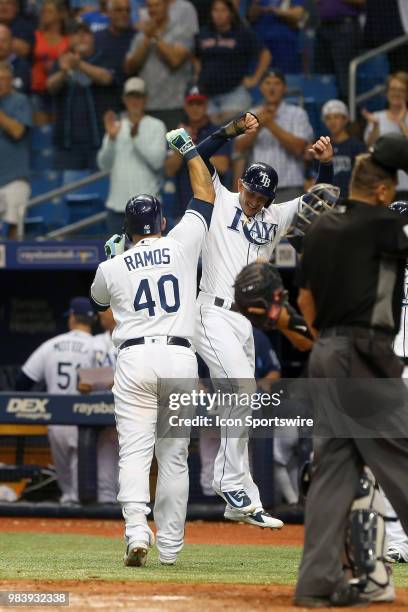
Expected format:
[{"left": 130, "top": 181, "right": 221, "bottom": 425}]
[{"left": 227, "top": 207, "right": 278, "bottom": 246}]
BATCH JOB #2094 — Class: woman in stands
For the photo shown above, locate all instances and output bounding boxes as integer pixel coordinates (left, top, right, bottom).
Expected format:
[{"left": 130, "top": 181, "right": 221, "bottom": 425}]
[
  {"left": 363, "top": 71, "right": 408, "bottom": 200},
  {"left": 31, "top": 0, "right": 68, "bottom": 124},
  {"left": 195, "top": 0, "right": 271, "bottom": 124}
]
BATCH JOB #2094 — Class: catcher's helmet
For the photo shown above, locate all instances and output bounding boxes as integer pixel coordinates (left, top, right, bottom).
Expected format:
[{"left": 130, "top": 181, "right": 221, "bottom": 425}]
[
  {"left": 287, "top": 183, "right": 341, "bottom": 238},
  {"left": 241, "top": 162, "right": 278, "bottom": 205},
  {"left": 123, "top": 194, "right": 162, "bottom": 239},
  {"left": 389, "top": 200, "right": 408, "bottom": 216}
]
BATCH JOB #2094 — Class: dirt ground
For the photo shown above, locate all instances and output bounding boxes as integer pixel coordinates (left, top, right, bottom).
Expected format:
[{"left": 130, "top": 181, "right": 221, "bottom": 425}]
[{"left": 1, "top": 519, "right": 407, "bottom": 611}]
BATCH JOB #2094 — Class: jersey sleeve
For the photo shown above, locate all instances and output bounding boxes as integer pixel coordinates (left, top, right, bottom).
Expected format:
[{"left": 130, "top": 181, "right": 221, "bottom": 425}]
[
  {"left": 168, "top": 198, "right": 213, "bottom": 260},
  {"left": 275, "top": 196, "right": 302, "bottom": 237},
  {"left": 22, "top": 341, "right": 48, "bottom": 383},
  {"left": 90, "top": 265, "right": 110, "bottom": 311}
]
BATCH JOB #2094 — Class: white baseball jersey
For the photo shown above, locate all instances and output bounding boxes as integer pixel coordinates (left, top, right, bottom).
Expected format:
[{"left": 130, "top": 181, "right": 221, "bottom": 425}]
[
  {"left": 200, "top": 172, "right": 300, "bottom": 301},
  {"left": 22, "top": 330, "right": 93, "bottom": 393},
  {"left": 91, "top": 331, "right": 117, "bottom": 368},
  {"left": 90, "top": 202, "right": 212, "bottom": 348},
  {"left": 393, "top": 267, "right": 408, "bottom": 357}
]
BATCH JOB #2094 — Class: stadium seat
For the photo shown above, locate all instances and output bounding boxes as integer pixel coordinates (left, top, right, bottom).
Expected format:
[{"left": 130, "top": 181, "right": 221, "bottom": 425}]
[
  {"left": 65, "top": 194, "right": 104, "bottom": 223},
  {"left": 30, "top": 171, "right": 62, "bottom": 198},
  {"left": 356, "top": 55, "right": 389, "bottom": 113},
  {"left": 285, "top": 74, "right": 338, "bottom": 103}
]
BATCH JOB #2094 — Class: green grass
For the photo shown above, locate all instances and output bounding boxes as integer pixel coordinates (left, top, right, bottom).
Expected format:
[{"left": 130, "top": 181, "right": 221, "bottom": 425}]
[{"left": 0, "top": 532, "right": 407, "bottom": 587}]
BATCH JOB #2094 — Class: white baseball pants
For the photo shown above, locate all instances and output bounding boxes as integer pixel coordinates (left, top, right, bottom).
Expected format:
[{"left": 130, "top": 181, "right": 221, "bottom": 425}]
[
  {"left": 113, "top": 342, "right": 198, "bottom": 558},
  {"left": 195, "top": 295, "right": 263, "bottom": 510}
]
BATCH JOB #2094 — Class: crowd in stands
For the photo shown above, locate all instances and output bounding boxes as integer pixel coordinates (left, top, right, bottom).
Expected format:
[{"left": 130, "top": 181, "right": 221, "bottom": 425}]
[{"left": 0, "top": 0, "right": 407, "bottom": 237}]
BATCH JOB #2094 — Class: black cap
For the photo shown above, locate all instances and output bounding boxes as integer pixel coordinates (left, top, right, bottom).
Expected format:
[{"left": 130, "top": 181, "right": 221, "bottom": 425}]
[
  {"left": 371, "top": 133, "right": 408, "bottom": 174},
  {"left": 262, "top": 69, "right": 286, "bottom": 84}
]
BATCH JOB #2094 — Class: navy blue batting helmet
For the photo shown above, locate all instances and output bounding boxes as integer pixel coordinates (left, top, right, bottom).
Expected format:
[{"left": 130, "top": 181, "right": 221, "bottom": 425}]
[
  {"left": 389, "top": 201, "right": 408, "bottom": 216},
  {"left": 241, "top": 162, "right": 278, "bottom": 206},
  {"left": 124, "top": 195, "right": 162, "bottom": 239}
]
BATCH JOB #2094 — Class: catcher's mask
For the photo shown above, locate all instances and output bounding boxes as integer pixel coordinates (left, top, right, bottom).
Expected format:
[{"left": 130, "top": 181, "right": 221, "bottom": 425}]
[
  {"left": 287, "top": 183, "right": 340, "bottom": 238},
  {"left": 234, "top": 262, "right": 287, "bottom": 329}
]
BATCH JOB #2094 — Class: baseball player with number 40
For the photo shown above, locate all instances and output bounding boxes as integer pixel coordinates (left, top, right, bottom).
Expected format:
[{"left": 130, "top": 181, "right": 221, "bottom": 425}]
[
  {"left": 185, "top": 112, "right": 334, "bottom": 529},
  {"left": 90, "top": 129, "right": 215, "bottom": 568}
]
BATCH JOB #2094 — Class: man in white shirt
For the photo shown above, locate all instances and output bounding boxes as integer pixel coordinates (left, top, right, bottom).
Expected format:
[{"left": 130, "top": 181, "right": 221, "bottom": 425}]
[
  {"left": 16, "top": 297, "right": 95, "bottom": 504},
  {"left": 98, "top": 76, "right": 167, "bottom": 235},
  {"left": 235, "top": 70, "right": 314, "bottom": 202},
  {"left": 90, "top": 127, "right": 216, "bottom": 567}
]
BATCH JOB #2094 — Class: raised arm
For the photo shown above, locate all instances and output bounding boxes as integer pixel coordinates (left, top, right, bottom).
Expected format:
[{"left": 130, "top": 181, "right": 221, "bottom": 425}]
[
  {"left": 307, "top": 136, "right": 334, "bottom": 184},
  {"left": 196, "top": 112, "right": 260, "bottom": 176},
  {"left": 167, "top": 127, "right": 215, "bottom": 204}
]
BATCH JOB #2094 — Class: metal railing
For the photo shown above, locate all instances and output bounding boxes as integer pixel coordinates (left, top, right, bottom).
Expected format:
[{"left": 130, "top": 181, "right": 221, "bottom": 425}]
[
  {"left": 17, "top": 169, "right": 109, "bottom": 240},
  {"left": 349, "top": 34, "right": 408, "bottom": 122}
]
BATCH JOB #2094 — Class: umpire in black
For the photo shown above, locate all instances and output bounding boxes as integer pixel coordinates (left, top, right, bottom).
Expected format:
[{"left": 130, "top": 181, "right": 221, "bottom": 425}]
[{"left": 295, "top": 133, "right": 408, "bottom": 607}]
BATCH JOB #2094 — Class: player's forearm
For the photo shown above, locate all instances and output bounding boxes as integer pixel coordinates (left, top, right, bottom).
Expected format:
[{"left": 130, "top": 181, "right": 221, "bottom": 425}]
[
  {"left": 315, "top": 160, "right": 333, "bottom": 185},
  {"left": 187, "top": 155, "right": 215, "bottom": 204}
]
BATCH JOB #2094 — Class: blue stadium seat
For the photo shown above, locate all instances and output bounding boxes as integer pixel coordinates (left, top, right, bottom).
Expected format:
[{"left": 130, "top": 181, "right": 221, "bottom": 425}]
[
  {"left": 286, "top": 74, "right": 338, "bottom": 103},
  {"left": 25, "top": 197, "right": 70, "bottom": 235},
  {"left": 30, "top": 171, "right": 62, "bottom": 197},
  {"left": 356, "top": 55, "right": 389, "bottom": 113},
  {"left": 358, "top": 54, "right": 389, "bottom": 79},
  {"left": 65, "top": 194, "right": 104, "bottom": 224}
]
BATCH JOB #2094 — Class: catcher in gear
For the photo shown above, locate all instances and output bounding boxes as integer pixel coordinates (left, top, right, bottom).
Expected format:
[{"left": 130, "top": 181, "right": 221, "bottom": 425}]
[{"left": 234, "top": 261, "right": 313, "bottom": 352}]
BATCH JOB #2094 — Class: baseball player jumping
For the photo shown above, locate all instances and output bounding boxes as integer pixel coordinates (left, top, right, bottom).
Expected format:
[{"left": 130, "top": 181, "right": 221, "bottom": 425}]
[
  {"left": 192, "top": 112, "right": 334, "bottom": 528},
  {"left": 90, "top": 129, "right": 215, "bottom": 567}
]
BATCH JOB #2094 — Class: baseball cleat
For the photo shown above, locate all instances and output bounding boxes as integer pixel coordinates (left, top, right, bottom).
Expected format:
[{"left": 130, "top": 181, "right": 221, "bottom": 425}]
[
  {"left": 385, "top": 548, "right": 407, "bottom": 563},
  {"left": 217, "top": 489, "right": 256, "bottom": 513},
  {"left": 224, "top": 507, "right": 284, "bottom": 529},
  {"left": 159, "top": 555, "right": 177, "bottom": 566},
  {"left": 124, "top": 528, "right": 155, "bottom": 567}
]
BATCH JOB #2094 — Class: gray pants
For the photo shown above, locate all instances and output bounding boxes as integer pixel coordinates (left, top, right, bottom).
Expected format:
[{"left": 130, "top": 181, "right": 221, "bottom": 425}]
[{"left": 296, "top": 333, "right": 408, "bottom": 599}]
